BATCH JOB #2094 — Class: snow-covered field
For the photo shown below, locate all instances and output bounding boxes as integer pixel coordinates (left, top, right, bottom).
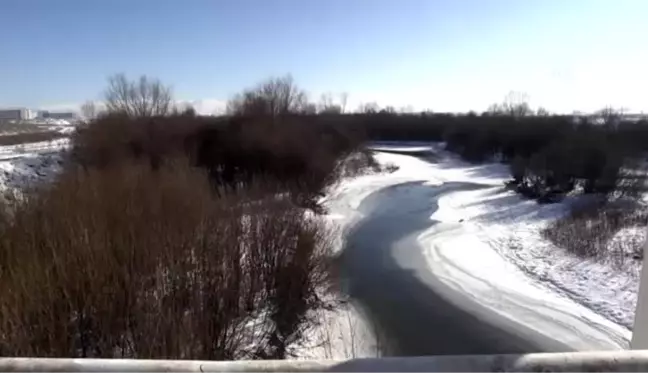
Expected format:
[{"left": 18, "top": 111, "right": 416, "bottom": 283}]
[
  {"left": 0, "top": 119, "right": 76, "bottom": 136},
  {"left": 298, "top": 142, "right": 638, "bottom": 358}
]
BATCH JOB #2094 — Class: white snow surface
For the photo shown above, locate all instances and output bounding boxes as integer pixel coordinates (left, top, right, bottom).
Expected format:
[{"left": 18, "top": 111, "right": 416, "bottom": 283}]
[
  {"left": 291, "top": 296, "right": 381, "bottom": 360},
  {"left": 0, "top": 138, "right": 69, "bottom": 191},
  {"left": 302, "top": 143, "right": 635, "bottom": 358},
  {"left": 0, "top": 154, "right": 63, "bottom": 191},
  {"left": 0, "top": 138, "right": 70, "bottom": 161}
]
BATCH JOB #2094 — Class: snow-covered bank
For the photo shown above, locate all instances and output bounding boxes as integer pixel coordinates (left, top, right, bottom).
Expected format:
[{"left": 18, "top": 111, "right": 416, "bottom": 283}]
[
  {"left": 0, "top": 138, "right": 70, "bottom": 160},
  {"left": 291, "top": 298, "right": 381, "bottom": 360},
  {"left": 297, "top": 150, "right": 511, "bottom": 358},
  {"left": 433, "top": 186, "right": 640, "bottom": 330},
  {"left": 0, "top": 154, "right": 64, "bottom": 191},
  {"left": 403, "top": 146, "right": 634, "bottom": 345},
  {"left": 0, "top": 138, "right": 69, "bottom": 191},
  {"left": 372, "top": 144, "right": 635, "bottom": 338},
  {"left": 425, "top": 192, "right": 630, "bottom": 349},
  {"left": 409, "top": 145, "right": 636, "bottom": 340},
  {"left": 415, "top": 143, "right": 642, "bottom": 331},
  {"left": 292, "top": 153, "right": 434, "bottom": 359},
  {"left": 303, "top": 144, "right": 635, "bottom": 357}
]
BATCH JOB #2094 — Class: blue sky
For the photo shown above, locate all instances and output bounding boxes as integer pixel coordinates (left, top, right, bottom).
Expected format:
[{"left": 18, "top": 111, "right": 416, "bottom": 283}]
[{"left": 2, "top": 0, "right": 647, "bottom": 113}]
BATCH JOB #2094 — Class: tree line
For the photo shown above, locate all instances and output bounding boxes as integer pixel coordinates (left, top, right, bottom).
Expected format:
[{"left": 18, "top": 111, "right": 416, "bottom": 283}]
[{"left": 85, "top": 73, "right": 648, "bottom": 204}]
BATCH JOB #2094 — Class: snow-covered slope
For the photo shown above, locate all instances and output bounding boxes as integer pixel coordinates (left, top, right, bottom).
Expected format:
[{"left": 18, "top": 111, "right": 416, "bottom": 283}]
[{"left": 433, "top": 186, "right": 640, "bottom": 330}]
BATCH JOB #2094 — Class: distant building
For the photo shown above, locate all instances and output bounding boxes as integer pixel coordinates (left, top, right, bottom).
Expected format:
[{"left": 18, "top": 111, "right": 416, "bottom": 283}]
[
  {"left": 0, "top": 108, "right": 29, "bottom": 121},
  {"left": 43, "top": 111, "right": 77, "bottom": 120},
  {"left": 25, "top": 109, "right": 38, "bottom": 120}
]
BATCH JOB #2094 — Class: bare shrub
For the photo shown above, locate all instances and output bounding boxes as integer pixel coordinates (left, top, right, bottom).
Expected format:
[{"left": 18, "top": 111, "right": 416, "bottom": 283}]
[
  {"left": 73, "top": 114, "right": 368, "bottom": 212},
  {"left": 80, "top": 101, "right": 102, "bottom": 121},
  {"left": 614, "top": 161, "right": 648, "bottom": 199},
  {"left": 543, "top": 202, "right": 648, "bottom": 267},
  {"left": 226, "top": 75, "right": 308, "bottom": 117},
  {"left": 194, "top": 117, "right": 368, "bottom": 211},
  {"left": 486, "top": 91, "right": 533, "bottom": 117},
  {"left": 0, "top": 160, "right": 332, "bottom": 359},
  {"left": 318, "top": 93, "right": 342, "bottom": 114},
  {"left": 72, "top": 113, "right": 202, "bottom": 169},
  {"left": 358, "top": 102, "right": 380, "bottom": 114},
  {"left": 597, "top": 106, "right": 624, "bottom": 128},
  {"left": 104, "top": 73, "right": 173, "bottom": 117},
  {"left": 337, "top": 150, "right": 381, "bottom": 179}
]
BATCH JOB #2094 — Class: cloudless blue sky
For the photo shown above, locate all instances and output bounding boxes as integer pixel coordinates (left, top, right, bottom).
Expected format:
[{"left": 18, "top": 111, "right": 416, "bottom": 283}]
[{"left": 2, "top": 0, "right": 647, "bottom": 113}]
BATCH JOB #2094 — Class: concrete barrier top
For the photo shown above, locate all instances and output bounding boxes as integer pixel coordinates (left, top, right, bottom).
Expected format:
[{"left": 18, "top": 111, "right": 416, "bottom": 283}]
[{"left": 2, "top": 350, "right": 648, "bottom": 372}]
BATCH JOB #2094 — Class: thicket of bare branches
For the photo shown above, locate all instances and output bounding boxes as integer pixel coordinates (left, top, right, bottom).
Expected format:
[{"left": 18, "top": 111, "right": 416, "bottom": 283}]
[
  {"left": 226, "top": 75, "right": 308, "bottom": 116},
  {"left": 72, "top": 112, "right": 368, "bottom": 212},
  {"left": 318, "top": 93, "right": 348, "bottom": 114},
  {"left": 80, "top": 101, "right": 101, "bottom": 120},
  {"left": 0, "top": 160, "right": 332, "bottom": 359},
  {"left": 0, "top": 73, "right": 378, "bottom": 360},
  {"left": 357, "top": 102, "right": 380, "bottom": 114},
  {"left": 486, "top": 91, "right": 533, "bottom": 117},
  {"left": 543, "top": 202, "right": 647, "bottom": 268},
  {"left": 104, "top": 74, "right": 173, "bottom": 117}
]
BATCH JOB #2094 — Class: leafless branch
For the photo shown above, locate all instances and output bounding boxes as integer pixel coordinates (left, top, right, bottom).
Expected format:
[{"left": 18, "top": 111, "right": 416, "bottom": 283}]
[{"left": 104, "top": 73, "right": 173, "bottom": 117}]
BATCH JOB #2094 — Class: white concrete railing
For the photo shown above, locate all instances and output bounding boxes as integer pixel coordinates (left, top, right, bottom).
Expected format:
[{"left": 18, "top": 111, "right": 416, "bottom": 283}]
[
  {"left": 631, "top": 227, "right": 648, "bottom": 349},
  {"left": 2, "top": 351, "right": 648, "bottom": 372}
]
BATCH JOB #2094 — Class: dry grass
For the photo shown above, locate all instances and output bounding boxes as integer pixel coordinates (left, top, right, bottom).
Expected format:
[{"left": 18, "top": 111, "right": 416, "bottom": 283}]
[
  {"left": 543, "top": 202, "right": 648, "bottom": 268},
  {"left": 0, "top": 159, "right": 333, "bottom": 359}
]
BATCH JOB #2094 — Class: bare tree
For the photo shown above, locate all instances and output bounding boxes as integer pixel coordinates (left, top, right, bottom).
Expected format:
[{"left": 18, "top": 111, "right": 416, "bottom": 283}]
[
  {"left": 596, "top": 106, "right": 624, "bottom": 127},
  {"left": 226, "top": 75, "right": 308, "bottom": 116},
  {"left": 104, "top": 73, "right": 173, "bottom": 117},
  {"left": 171, "top": 104, "right": 197, "bottom": 117},
  {"left": 399, "top": 105, "right": 414, "bottom": 114},
  {"left": 340, "top": 92, "right": 348, "bottom": 114},
  {"left": 80, "top": 101, "right": 99, "bottom": 120},
  {"left": 320, "top": 93, "right": 334, "bottom": 108},
  {"left": 380, "top": 106, "right": 396, "bottom": 114},
  {"left": 487, "top": 91, "right": 532, "bottom": 117},
  {"left": 318, "top": 93, "right": 342, "bottom": 114},
  {"left": 358, "top": 102, "right": 379, "bottom": 114},
  {"left": 300, "top": 103, "right": 318, "bottom": 114}
]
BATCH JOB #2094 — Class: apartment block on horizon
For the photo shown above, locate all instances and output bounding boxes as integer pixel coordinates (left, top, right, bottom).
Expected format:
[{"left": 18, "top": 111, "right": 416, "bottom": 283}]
[{"left": 0, "top": 108, "right": 38, "bottom": 121}]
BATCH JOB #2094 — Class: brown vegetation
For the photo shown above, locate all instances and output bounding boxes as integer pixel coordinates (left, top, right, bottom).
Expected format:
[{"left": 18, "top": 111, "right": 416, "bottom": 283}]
[
  {"left": 0, "top": 75, "right": 372, "bottom": 359},
  {"left": 72, "top": 112, "right": 367, "bottom": 212},
  {"left": 0, "top": 131, "right": 66, "bottom": 146},
  {"left": 0, "top": 160, "right": 333, "bottom": 359},
  {"left": 543, "top": 202, "right": 647, "bottom": 268}
]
